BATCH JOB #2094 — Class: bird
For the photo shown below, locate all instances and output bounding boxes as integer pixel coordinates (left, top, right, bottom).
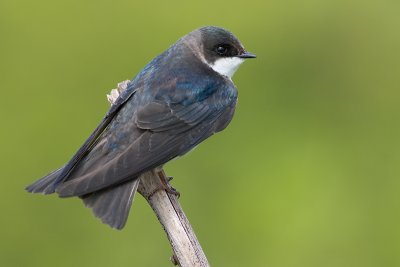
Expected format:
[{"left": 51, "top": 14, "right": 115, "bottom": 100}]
[{"left": 26, "top": 26, "right": 256, "bottom": 229}]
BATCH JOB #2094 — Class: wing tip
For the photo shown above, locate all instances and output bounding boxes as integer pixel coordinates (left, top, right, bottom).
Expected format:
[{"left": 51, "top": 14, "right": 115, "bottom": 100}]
[{"left": 26, "top": 168, "right": 63, "bottom": 195}]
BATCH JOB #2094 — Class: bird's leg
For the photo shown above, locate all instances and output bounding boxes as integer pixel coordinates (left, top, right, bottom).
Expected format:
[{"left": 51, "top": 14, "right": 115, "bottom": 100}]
[{"left": 157, "top": 171, "right": 181, "bottom": 198}]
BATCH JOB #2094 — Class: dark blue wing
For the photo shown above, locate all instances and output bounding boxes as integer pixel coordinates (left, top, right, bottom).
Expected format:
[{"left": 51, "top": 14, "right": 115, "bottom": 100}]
[{"left": 56, "top": 78, "right": 237, "bottom": 197}]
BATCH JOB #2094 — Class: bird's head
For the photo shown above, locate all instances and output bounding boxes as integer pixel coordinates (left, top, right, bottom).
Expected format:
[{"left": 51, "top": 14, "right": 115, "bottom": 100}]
[{"left": 183, "top": 26, "right": 256, "bottom": 78}]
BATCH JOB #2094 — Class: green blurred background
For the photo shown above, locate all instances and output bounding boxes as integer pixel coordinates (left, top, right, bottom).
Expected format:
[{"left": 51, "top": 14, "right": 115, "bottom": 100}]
[{"left": 1, "top": 0, "right": 399, "bottom": 266}]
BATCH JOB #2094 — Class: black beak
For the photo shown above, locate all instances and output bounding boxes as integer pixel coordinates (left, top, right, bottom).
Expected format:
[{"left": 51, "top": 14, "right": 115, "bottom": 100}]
[{"left": 238, "top": 51, "right": 257, "bottom": 59}]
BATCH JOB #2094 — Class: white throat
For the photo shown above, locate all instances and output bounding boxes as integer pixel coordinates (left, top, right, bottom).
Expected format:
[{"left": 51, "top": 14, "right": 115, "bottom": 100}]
[{"left": 209, "top": 57, "right": 244, "bottom": 78}]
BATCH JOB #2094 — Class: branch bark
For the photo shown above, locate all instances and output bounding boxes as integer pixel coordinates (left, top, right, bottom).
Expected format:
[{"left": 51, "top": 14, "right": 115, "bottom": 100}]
[
  {"left": 138, "top": 170, "right": 210, "bottom": 267},
  {"left": 108, "top": 81, "right": 210, "bottom": 267}
]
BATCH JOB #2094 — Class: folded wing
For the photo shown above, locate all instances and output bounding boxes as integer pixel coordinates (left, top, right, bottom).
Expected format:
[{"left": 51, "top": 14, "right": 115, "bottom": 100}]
[{"left": 57, "top": 80, "right": 237, "bottom": 197}]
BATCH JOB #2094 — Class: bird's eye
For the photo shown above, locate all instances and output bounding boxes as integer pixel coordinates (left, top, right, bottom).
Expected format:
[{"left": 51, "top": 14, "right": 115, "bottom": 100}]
[{"left": 215, "top": 44, "right": 229, "bottom": 56}]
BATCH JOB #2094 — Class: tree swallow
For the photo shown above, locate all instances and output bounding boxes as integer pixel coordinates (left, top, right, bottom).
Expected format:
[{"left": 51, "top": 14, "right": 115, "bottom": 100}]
[{"left": 26, "top": 26, "right": 256, "bottom": 229}]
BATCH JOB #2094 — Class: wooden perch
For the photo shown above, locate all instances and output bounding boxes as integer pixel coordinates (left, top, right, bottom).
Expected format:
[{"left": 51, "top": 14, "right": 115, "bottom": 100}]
[
  {"left": 138, "top": 170, "right": 210, "bottom": 267},
  {"left": 108, "top": 81, "right": 210, "bottom": 267}
]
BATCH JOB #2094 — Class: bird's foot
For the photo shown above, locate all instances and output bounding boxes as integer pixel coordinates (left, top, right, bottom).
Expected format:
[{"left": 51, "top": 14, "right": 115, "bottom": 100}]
[
  {"left": 139, "top": 171, "right": 181, "bottom": 199},
  {"left": 164, "top": 184, "right": 181, "bottom": 198},
  {"left": 157, "top": 172, "right": 180, "bottom": 198}
]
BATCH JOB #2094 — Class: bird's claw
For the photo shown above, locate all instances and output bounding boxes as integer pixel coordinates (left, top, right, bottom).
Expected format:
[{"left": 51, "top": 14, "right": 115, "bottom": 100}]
[
  {"left": 165, "top": 185, "right": 180, "bottom": 198},
  {"left": 158, "top": 172, "right": 180, "bottom": 198}
]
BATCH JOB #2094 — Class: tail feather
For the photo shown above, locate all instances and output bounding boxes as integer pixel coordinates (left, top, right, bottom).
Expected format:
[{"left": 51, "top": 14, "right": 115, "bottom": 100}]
[
  {"left": 81, "top": 178, "right": 140, "bottom": 230},
  {"left": 27, "top": 167, "right": 140, "bottom": 229},
  {"left": 26, "top": 167, "right": 64, "bottom": 194}
]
